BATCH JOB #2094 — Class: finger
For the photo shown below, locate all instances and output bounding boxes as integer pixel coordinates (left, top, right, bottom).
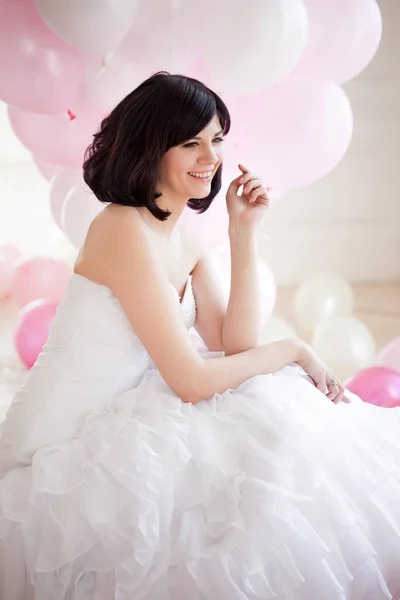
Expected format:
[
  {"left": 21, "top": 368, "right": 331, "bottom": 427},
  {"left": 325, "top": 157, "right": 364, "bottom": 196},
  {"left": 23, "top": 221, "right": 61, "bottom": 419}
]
[
  {"left": 238, "top": 163, "right": 250, "bottom": 174},
  {"left": 326, "top": 378, "right": 345, "bottom": 404},
  {"left": 325, "top": 378, "right": 339, "bottom": 401},
  {"left": 250, "top": 187, "right": 269, "bottom": 206},
  {"left": 240, "top": 173, "right": 258, "bottom": 188},
  {"left": 333, "top": 389, "right": 345, "bottom": 404},
  {"left": 326, "top": 374, "right": 339, "bottom": 404},
  {"left": 243, "top": 180, "right": 261, "bottom": 195},
  {"left": 326, "top": 388, "right": 337, "bottom": 401},
  {"left": 226, "top": 175, "right": 246, "bottom": 195},
  {"left": 229, "top": 165, "right": 251, "bottom": 191},
  {"left": 315, "top": 375, "right": 328, "bottom": 395},
  {"left": 335, "top": 382, "right": 346, "bottom": 404},
  {"left": 340, "top": 387, "right": 352, "bottom": 403}
]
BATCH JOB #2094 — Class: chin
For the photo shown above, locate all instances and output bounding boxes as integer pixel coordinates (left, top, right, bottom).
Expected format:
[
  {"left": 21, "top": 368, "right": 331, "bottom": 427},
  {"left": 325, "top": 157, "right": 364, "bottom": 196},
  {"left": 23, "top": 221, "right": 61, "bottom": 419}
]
[
  {"left": 189, "top": 181, "right": 212, "bottom": 194},
  {"left": 190, "top": 188, "right": 210, "bottom": 197}
]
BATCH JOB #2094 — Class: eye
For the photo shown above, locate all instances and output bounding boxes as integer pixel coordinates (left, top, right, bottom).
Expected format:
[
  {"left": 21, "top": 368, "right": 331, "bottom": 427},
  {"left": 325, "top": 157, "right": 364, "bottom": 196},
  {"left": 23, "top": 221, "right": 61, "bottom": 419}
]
[{"left": 183, "top": 138, "right": 225, "bottom": 148}]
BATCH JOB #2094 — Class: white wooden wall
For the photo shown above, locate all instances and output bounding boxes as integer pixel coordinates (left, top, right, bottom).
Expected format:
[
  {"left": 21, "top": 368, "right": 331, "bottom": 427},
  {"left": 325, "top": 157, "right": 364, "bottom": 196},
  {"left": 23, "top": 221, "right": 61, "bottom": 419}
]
[{"left": 260, "top": 0, "right": 400, "bottom": 284}]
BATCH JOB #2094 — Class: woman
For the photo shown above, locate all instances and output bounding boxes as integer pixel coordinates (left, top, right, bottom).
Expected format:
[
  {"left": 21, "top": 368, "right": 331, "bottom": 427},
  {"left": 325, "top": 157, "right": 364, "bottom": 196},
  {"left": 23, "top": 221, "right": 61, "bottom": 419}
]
[{"left": 0, "top": 72, "right": 399, "bottom": 600}]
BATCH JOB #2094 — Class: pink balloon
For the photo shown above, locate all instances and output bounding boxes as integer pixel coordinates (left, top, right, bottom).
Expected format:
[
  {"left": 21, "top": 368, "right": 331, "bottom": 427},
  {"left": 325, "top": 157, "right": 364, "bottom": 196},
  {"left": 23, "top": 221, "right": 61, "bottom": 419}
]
[
  {"left": 294, "top": 0, "right": 382, "bottom": 84},
  {"left": 179, "top": 187, "right": 230, "bottom": 249},
  {"left": 11, "top": 257, "right": 71, "bottom": 308},
  {"left": 50, "top": 169, "right": 83, "bottom": 229},
  {"left": 384, "top": 397, "right": 400, "bottom": 409},
  {"left": 225, "top": 76, "right": 353, "bottom": 190},
  {"left": 184, "top": 58, "right": 218, "bottom": 91},
  {"left": 0, "top": 0, "right": 84, "bottom": 114},
  {"left": 8, "top": 100, "right": 105, "bottom": 169},
  {"left": 15, "top": 300, "right": 58, "bottom": 369},
  {"left": 345, "top": 366, "right": 400, "bottom": 408},
  {"left": 378, "top": 338, "right": 400, "bottom": 373}
]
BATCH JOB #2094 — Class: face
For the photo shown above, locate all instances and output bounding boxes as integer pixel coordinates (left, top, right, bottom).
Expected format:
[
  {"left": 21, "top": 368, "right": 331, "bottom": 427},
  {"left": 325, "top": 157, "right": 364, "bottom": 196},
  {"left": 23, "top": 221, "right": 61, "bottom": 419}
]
[{"left": 158, "top": 114, "right": 225, "bottom": 201}]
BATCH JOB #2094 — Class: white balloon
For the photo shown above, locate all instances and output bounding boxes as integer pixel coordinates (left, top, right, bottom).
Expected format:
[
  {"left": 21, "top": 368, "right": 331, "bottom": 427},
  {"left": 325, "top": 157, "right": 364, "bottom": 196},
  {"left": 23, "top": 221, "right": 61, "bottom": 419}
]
[
  {"left": 0, "top": 252, "right": 14, "bottom": 300},
  {"left": 61, "top": 184, "right": 102, "bottom": 249},
  {"left": 119, "top": 0, "right": 204, "bottom": 74},
  {"left": 204, "top": 0, "right": 308, "bottom": 95},
  {"left": 79, "top": 54, "right": 145, "bottom": 112},
  {"left": 50, "top": 169, "right": 83, "bottom": 230},
  {"left": 294, "top": 273, "right": 354, "bottom": 336},
  {"left": 33, "top": 156, "right": 61, "bottom": 181},
  {"left": 212, "top": 245, "right": 277, "bottom": 325},
  {"left": 312, "top": 316, "right": 377, "bottom": 380},
  {"left": 0, "top": 246, "right": 24, "bottom": 300},
  {"left": 260, "top": 316, "right": 298, "bottom": 344},
  {"left": 295, "top": 0, "right": 382, "bottom": 84},
  {"left": 34, "top": 0, "right": 139, "bottom": 54}
]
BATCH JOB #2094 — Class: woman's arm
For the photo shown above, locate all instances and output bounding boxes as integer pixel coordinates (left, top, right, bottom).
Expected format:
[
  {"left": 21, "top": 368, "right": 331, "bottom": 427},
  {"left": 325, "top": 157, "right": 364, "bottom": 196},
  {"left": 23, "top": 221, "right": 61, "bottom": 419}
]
[
  {"left": 192, "top": 338, "right": 349, "bottom": 405},
  {"left": 83, "top": 207, "right": 344, "bottom": 407},
  {"left": 222, "top": 164, "right": 270, "bottom": 356},
  {"left": 84, "top": 207, "right": 304, "bottom": 406},
  {"left": 190, "top": 338, "right": 302, "bottom": 404},
  {"left": 222, "top": 223, "right": 262, "bottom": 356}
]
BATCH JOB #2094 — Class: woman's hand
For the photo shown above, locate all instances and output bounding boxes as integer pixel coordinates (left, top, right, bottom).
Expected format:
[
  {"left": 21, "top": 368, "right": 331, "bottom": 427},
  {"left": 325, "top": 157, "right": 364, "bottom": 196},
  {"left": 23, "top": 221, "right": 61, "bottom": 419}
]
[
  {"left": 226, "top": 163, "right": 270, "bottom": 229},
  {"left": 296, "top": 341, "right": 351, "bottom": 404}
]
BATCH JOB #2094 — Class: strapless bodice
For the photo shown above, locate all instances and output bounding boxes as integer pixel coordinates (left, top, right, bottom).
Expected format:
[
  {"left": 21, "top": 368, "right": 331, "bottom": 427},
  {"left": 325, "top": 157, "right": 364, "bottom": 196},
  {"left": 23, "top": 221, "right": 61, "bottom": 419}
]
[{"left": 0, "top": 272, "right": 197, "bottom": 471}]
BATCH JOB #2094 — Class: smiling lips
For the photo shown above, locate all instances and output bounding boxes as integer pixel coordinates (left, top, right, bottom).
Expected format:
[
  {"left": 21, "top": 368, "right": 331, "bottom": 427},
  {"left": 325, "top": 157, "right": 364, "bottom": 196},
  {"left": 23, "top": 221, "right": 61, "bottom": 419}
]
[{"left": 188, "top": 170, "right": 213, "bottom": 182}]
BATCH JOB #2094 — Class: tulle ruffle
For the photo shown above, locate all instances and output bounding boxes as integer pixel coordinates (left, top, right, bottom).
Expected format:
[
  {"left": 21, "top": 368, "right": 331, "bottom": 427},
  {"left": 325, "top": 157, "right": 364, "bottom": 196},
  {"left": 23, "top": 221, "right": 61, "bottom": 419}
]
[{"left": 0, "top": 364, "right": 400, "bottom": 599}]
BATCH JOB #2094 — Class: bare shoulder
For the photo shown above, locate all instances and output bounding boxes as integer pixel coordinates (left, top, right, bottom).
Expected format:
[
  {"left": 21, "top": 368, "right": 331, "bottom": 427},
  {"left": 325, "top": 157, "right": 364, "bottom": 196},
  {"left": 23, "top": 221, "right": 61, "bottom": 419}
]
[
  {"left": 74, "top": 205, "right": 206, "bottom": 404},
  {"left": 74, "top": 204, "right": 147, "bottom": 284},
  {"left": 93, "top": 203, "right": 143, "bottom": 234}
]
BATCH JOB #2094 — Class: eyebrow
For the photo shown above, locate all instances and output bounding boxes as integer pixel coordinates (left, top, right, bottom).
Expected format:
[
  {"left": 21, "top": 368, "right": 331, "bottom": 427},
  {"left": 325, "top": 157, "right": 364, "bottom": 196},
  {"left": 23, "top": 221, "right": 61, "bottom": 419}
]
[{"left": 191, "top": 129, "right": 224, "bottom": 140}]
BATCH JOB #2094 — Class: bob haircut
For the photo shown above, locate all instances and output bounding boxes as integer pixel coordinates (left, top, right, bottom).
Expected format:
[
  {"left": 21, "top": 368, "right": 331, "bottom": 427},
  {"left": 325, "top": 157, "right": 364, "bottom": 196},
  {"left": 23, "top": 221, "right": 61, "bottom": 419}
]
[{"left": 83, "top": 71, "right": 231, "bottom": 222}]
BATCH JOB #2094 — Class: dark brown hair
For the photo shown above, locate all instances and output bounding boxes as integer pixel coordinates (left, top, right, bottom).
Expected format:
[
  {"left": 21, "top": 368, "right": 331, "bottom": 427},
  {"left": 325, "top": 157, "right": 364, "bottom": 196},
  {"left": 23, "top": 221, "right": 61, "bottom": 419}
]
[{"left": 83, "top": 71, "right": 231, "bottom": 221}]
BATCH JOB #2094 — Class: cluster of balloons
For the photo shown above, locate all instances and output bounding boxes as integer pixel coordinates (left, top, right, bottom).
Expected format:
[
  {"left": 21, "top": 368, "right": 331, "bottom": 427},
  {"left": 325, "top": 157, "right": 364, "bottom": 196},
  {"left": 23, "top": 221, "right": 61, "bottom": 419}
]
[
  {"left": 204, "top": 261, "right": 400, "bottom": 410},
  {"left": 263, "top": 271, "right": 400, "bottom": 409},
  {"left": 0, "top": 244, "right": 71, "bottom": 368},
  {"left": 0, "top": 0, "right": 382, "bottom": 249},
  {"left": 0, "top": 0, "right": 389, "bottom": 394},
  {"left": 3, "top": 241, "right": 399, "bottom": 414}
]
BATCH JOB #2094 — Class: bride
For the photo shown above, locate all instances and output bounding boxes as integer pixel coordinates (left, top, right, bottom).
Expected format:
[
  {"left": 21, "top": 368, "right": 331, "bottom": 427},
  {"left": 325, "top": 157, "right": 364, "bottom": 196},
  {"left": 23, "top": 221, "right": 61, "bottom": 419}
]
[{"left": 0, "top": 71, "right": 399, "bottom": 600}]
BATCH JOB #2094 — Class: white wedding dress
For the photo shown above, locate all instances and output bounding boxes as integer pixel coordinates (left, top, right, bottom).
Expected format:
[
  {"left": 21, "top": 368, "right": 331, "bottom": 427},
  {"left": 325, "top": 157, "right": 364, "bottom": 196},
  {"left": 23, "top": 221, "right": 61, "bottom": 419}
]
[{"left": 0, "top": 272, "right": 399, "bottom": 600}]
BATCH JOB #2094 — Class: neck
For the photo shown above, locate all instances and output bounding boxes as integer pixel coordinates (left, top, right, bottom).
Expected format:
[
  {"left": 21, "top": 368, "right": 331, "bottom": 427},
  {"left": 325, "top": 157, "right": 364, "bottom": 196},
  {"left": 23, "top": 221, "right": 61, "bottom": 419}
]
[{"left": 136, "top": 193, "right": 188, "bottom": 239}]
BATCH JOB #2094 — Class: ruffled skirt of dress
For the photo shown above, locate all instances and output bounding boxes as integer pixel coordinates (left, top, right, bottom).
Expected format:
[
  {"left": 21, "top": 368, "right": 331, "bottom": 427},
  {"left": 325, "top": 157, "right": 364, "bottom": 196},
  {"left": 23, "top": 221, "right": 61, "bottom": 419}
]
[{"left": 0, "top": 361, "right": 400, "bottom": 600}]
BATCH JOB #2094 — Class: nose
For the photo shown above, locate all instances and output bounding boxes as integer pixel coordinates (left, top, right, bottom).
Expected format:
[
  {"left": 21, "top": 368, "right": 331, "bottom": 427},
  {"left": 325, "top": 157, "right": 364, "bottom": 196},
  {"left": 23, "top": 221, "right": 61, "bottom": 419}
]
[{"left": 198, "top": 144, "right": 219, "bottom": 165}]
